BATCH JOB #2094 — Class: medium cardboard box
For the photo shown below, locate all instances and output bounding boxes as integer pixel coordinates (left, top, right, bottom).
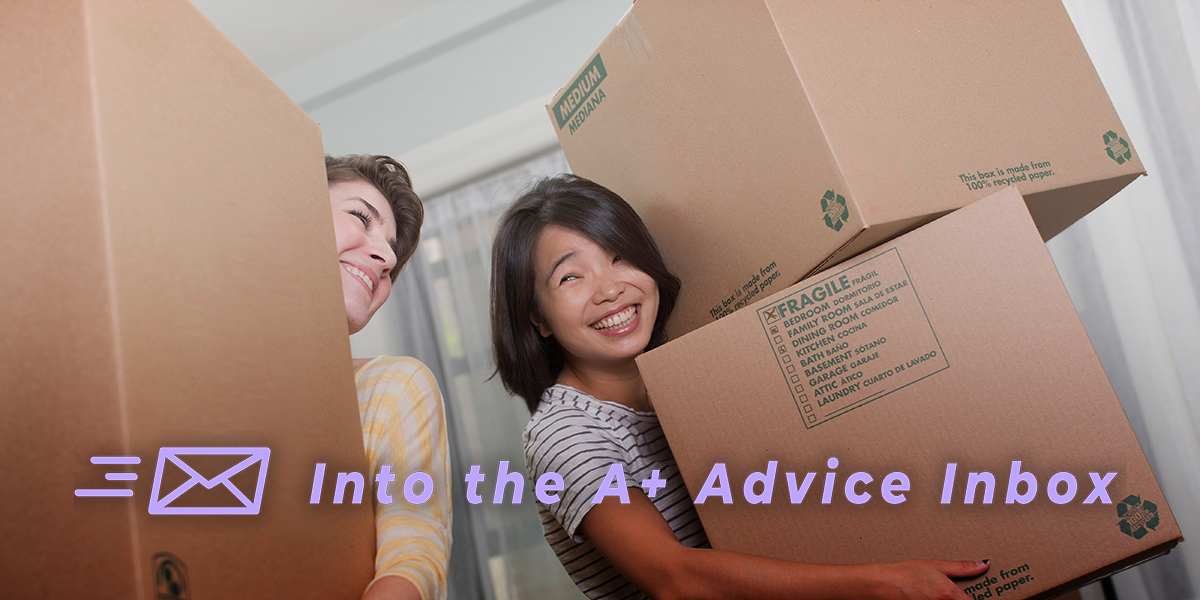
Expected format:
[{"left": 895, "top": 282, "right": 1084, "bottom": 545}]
[
  {"left": 550, "top": 0, "right": 1145, "bottom": 338},
  {"left": 637, "top": 188, "right": 1182, "bottom": 599},
  {"left": 0, "top": 1, "right": 375, "bottom": 597}
]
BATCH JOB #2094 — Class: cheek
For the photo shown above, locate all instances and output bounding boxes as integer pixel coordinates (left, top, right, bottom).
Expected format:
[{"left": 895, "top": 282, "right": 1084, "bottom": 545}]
[
  {"left": 535, "top": 290, "right": 580, "bottom": 334},
  {"left": 637, "top": 273, "right": 660, "bottom": 302},
  {"left": 638, "top": 276, "right": 661, "bottom": 324},
  {"left": 331, "top": 214, "right": 358, "bottom": 255}
]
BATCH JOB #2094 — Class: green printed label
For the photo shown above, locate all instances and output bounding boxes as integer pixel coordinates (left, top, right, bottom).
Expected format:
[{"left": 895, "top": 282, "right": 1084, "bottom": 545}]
[
  {"left": 553, "top": 54, "right": 607, "bottom": 132},
  {"left": 821, "top": 190, "right": 849, "bottom": 232},
  {"left": 1105, "top": 130, "right": 1133, "bottom": 165},
  {"left": 957, "top": 159, "right": 1056, "bottom": 191},
  {"left": 757, "top": 249, "right": 948, "bottom": 429},
  {"left": 705, "top": 260, "right": 782, "bottom": 321},
  {"left": 963, "top": 562, "right": 1036, "bottom": 600},
  {"left": 708, "top": 261, "right": 780, "bottom": 321},
  {"left": 1117, "top": 494, "right": 1161, "bottom": 539}
]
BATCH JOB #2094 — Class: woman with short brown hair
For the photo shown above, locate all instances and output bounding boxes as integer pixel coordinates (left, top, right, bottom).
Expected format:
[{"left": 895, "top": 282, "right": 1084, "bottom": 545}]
[{"left": 326, "top": 154, "right": 450, "bottom": 600}]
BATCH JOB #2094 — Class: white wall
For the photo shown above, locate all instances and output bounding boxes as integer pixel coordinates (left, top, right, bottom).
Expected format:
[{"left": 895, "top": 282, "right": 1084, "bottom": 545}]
[{"left": 274, "top": 0, "right": 631, "bottom": 166}]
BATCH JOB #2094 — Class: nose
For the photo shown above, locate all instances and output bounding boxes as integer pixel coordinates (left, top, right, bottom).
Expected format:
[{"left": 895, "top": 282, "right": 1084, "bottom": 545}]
[
  {"left": 367, "top": 234, "right": 398, "bottom": 275},
  {"left": 592, "top": 265, "right": 622, "bottom": 303}
]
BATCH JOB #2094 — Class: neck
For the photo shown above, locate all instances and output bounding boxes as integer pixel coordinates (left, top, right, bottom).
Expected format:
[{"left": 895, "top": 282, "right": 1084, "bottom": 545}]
[{"left": 558, "top": 358, "right": 651, "bottom": 412}]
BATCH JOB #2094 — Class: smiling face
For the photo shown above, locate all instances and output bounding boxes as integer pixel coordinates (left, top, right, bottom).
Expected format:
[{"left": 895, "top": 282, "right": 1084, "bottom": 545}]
[
  {"left": 330, "top": 179, "right": 399, "bottom": 334},
  {"left": 530, "top": 224, "right": 659, "bottom": 372}
]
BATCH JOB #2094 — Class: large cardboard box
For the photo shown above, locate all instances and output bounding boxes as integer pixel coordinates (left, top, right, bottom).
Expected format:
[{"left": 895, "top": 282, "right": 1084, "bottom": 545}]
[
  {"left": 0, "top": 1, "right": 375, "bottom": 597},
  {"left": 551, "top": 1, "right": 1145, "bottom": 338},
  {"left": 637, "top": 188, "right": 1182, "bottom": 599}
]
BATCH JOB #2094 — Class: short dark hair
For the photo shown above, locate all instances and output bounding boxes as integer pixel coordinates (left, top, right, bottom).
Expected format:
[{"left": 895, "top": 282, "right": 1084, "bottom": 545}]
[
  {"left": 490, "top": 174, "right": 681, "bottom": 413},
  {"left": 325, "top": 154, "right": 423, "bottom": 281}
]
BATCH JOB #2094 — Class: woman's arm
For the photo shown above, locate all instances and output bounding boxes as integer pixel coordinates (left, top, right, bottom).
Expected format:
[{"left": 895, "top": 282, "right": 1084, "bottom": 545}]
[
  {"left": 358, "top": 358, "right": 453, "bottom": 600},
  {"left": 579, "top": 488, "right": 987, "bottom": 600}
]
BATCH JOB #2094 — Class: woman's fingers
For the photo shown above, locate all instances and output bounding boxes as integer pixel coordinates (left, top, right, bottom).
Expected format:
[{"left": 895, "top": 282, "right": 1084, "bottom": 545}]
[
  {"left": 878, "top": 559, "right": 990, "bottom": 600},
  {"left": 933, "top": 559, "right": 990, "bottom": 579}
]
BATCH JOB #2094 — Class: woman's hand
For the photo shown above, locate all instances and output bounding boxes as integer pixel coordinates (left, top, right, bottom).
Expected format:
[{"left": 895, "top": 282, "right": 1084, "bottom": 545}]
[
  {"left": 862, "top": 560, "right": 990, "bottom": 600},
  {"left": 579, "top": 488, "right": 988, "bottom": 600}
]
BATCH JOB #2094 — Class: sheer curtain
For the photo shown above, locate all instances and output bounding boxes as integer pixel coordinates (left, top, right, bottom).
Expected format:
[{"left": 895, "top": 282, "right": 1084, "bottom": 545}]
[
  {"left": 353, "top": 150, "right": 583, "bottom": 600},
  {"left": 1053, "top": 1, "right": 1200, "bottom": 598}
]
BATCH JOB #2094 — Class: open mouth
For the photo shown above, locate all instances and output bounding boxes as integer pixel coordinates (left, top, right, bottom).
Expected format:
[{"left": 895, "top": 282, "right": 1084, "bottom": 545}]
[
  {"left": 590, "top": 305, "right": 638, "bottom": 331},
  {"left": 343, "top": 263, "right": 375, "bottom": 293}
]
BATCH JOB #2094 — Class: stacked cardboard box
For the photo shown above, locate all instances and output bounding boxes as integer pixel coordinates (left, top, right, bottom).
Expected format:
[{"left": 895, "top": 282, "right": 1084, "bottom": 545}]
[
  {"left": 550, "top": 0, "right": 1146, "bottom": 339},
  {"left": 0, "top": 1, "right": 375, "bottom": 597},
  {"left": 637, "top": 188, "right": 1181, "bottom": 598},
  {"left": 549, "top": 1, "right": 1182, "bottom": 597}
]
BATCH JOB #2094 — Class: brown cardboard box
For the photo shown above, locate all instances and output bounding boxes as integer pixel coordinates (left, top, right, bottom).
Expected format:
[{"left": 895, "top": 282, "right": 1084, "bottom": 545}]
[
  {"left": 0, "top": 1, "right": 375, "bottom": 597},
  {"left": 550, "top": 1, "right": 1146, "bottom": 338},
  {"left": 637, "top": 188, "right": 1182, "bottom": 599}
]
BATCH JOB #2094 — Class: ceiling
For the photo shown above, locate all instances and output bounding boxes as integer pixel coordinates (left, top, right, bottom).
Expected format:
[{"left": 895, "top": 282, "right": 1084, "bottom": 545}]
[{"left": 189, "top": 0, "right": 440, "bottom": 77}]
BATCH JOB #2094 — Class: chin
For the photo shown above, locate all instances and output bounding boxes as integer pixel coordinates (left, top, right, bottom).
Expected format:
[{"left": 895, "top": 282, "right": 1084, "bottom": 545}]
[
  {"left": 343, "top": 289, "right": 374, "bottom": 331},
  {"left": 344, "top": 303, "right": 370, "bottom": 335}
]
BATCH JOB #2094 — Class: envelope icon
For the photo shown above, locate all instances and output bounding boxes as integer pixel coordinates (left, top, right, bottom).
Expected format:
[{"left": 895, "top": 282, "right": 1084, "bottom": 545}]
[{"left": 148, "top": 447, "right": 271, "bottom": 515}]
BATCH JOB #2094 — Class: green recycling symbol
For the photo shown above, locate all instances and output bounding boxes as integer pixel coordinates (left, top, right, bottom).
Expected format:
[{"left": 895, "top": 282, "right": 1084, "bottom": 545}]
[
  {"left": 1104, "top": 130, "right": 1132, "bottom": 165},
  {"left": 821, "top": 190, "right": 849, "bottom": 232},
  {"left": 1116, "top": 494, "right": 1160, "bottom": 539}
]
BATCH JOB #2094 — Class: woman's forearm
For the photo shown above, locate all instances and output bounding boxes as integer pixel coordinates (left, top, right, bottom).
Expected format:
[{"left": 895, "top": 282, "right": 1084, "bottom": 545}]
[
  {"left": 661, "top": 546, "right": 986, "bottom": 600},
  {"left": 581, "top": 490, "right": 986, "bottom": 600}
]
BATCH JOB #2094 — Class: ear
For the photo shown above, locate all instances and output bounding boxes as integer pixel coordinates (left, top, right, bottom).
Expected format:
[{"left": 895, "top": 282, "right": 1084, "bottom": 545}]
[{"left": 530, "top": 310, "right": 553, "bottom": 338}]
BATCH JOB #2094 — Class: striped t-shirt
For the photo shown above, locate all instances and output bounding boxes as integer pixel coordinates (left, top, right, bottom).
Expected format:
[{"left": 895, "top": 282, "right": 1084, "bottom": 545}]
[
  {"left": 356, "top": 356, "right": 453, "bottom": 600},
  {"left": 523, "top": 384, "right": 710, "bottom": 599}
]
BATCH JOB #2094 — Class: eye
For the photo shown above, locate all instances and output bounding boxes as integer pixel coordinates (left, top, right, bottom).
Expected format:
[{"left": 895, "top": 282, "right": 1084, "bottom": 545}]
[
  {"left": 612, "top": 255, "right": 621, "bottom": 264},
  {"left": 559, "top": 274, "right": 579, "bottom": 284},
  {"left": 349, "top": 209, "right": 372, "bottom": 226}
]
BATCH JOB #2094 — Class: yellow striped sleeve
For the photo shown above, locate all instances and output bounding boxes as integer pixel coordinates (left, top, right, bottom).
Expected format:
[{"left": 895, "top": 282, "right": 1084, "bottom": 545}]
[{"left": 356, "top": 356, "right": 452, "bottom": 600}]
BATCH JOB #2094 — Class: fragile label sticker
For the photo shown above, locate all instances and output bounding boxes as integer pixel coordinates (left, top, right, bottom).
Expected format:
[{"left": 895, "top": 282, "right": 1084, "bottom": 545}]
[{"left": 756, "top": 249, "right": 948, "bottom": 428}]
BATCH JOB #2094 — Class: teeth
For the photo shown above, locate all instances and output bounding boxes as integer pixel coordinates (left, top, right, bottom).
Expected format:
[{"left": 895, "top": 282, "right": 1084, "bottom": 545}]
[
  {"left": 592, "top": 306, "right": 637, "bottom": 331},
  {"left": 344, "top": 264, "right": 374, "bottom": 292}
]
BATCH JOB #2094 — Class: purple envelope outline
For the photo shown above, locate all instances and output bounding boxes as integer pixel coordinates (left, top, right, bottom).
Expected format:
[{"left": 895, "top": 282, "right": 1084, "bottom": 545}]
[{"left": 148, "top": 447, "right": 271, "bottom": 515}]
